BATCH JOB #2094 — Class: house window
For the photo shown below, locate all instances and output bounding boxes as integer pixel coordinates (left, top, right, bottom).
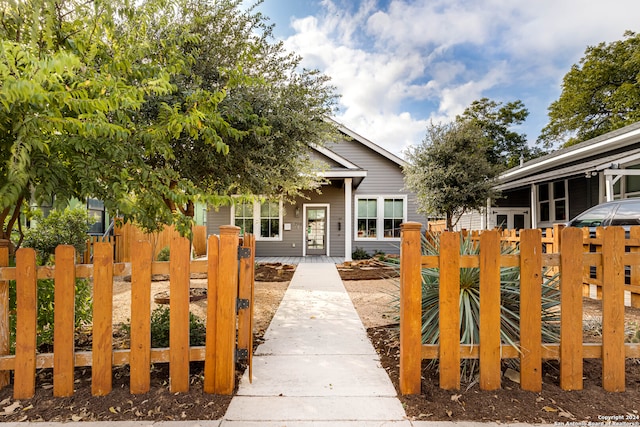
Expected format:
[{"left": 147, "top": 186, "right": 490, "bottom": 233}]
[
  {"left": 357, "top": 198, "right": 377, "bottom": 238},
  {"left": 87, "top": 198, "right": 106, "bottom": 235},
  {"left": 234, "top": 202, "right": 254, "bottom": 235},
  {"left": 260, "top": 201, "right": 280, "bottom": 238},
  {"left": 232, "top": 200, "right": 282, "bottom": 240},
  {"left": 356, "top": 196, "right": 407, "bottom": 240},
  {"left": 383, "top": 198, "right": 404, "bottom": 238},
  {"left": 537, "top": 180, "right": 568, "bottom": 223}
]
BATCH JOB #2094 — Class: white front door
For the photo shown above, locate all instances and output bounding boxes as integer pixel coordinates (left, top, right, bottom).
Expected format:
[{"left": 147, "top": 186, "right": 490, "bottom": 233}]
[{"left": 305, "top": 205, "right": 329, "bottom": 256}]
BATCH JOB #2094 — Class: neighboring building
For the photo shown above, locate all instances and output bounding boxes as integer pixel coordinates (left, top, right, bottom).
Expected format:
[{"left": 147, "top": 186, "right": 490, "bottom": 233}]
[
  {"left": 206, "top": 120, "right": 426, "bottom": 260},
  {"left": 457, "top": 121, "right": 640, "bottom": 231}
]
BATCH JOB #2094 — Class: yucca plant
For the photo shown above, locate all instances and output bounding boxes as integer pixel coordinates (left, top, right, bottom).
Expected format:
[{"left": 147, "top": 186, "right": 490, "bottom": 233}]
[{"left": 389, "top": 231, "right": 561, "bottom": 382}]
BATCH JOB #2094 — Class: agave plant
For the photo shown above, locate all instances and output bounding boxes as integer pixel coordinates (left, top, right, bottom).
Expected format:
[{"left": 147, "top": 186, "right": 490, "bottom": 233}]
[{"left": 389, "top": 231, "right": 561, "bottom": 382}]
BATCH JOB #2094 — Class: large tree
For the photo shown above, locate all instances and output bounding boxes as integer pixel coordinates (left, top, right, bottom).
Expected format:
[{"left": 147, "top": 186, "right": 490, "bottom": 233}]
[
  {"left": 457, "top": 98, "right": 545, "bottom": 169},
  {"left": 0, "top": 0, "right": 172, "bottom": 244},
  {"left": 404, "top": 120, "right": 500, "bottom": 230},
  {"left": 0, "top": 0, "right": 338, "bottom": 244},
  {"left": 539, "top": 31, "right": 640, "bottom": 148}
]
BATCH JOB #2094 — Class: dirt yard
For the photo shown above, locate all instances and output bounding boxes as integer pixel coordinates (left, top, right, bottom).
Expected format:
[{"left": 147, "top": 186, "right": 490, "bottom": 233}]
[{"left": 0, "top": 262, "right": 639, "bottom": 423}]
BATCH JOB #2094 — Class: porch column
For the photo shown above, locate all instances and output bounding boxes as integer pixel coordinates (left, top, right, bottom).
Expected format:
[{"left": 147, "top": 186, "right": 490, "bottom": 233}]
[{"left": 345, "top": 178, "right": 353, "bottom": 261}]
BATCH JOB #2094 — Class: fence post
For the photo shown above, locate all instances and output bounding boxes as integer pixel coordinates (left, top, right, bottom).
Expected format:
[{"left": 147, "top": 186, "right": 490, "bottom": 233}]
[
  {"left": 14, "top": 248, "right": 37, "bottom": 399},
  {"left": 439, "top": 231, "right": 461, "bottom": 390},
  {"left": 560, "top": 227, "right": 583, "bottom": 390},
  {"left": 602, "top": 226, "right": 625, "bottom": 392},
  {"left": 53, "top": 245, "right": 76, "bottom": 397},
  {"left": 92, "top": 242, "right": 114, "bottom": 395},
  {"left": 170, "top": 235, "right": 191, "bottom": 393},
  {"left": 582, "top": 227, "right": 592, "bottom": 297},
  {"left": 519, "top": 229, "right": 542, "bottom": 392},
  {"left": 399, "top": 222, "right": 423, "bottom": 395},
  {"left": 204, "top": 234, "right": 220, "bottom": 393},
  {"left": 479, "top": 230, "right": 501, "bottom": 390},
  {"left": 130, "top": 240, "right": 152, "bottom": 394},
  {"left": 630, "top": 227, "right": 640, "bottom": 308},
  {"left": 0, "top": 246, "right": 9, "bottom": 388},
  {"left": 595, "top": 227, "right": 604, "bottom": 299},
  {"left": 214, "top": 225, "right": 240, "bottom": 395}
]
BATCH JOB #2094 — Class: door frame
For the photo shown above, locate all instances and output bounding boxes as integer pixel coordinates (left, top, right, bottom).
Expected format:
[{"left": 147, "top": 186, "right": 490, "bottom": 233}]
[
  {"left": 303, "top": 203, "right": 330, "bottom": 256},
  {"left": 489, "top": 207, "right": 530, "bottom": 230}
]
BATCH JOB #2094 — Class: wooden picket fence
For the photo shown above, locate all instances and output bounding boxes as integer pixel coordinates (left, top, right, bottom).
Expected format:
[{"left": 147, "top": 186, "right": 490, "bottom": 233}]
[
  {"left": 451, "top": 225, "right": 640, "bottom": 308},
  {"left": 0, "top": 225, "right": 254, "bottom": 398},
  {"left": 83, "top": 224, "right": 208, "bottom": 264},
  {"left": 399, "top": 222, "right": 640, "bottom": 395}
]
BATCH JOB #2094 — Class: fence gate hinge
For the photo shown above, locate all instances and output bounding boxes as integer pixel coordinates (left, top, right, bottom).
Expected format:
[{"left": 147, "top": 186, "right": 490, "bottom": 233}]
[
  {"left": 236, "top": 348, "right": 249, "bottom": 361},
  {"left": 237, "top": 298, "right": 250, "bottom": 311},
  {"left": 238, "top": 246, "right": 251, "bottom": 260}
]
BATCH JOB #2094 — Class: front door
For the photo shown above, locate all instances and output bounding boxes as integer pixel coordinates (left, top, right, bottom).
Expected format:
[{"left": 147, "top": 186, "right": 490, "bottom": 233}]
[{"left": 306, "top": 207, "right": 327, "bottom": 256}]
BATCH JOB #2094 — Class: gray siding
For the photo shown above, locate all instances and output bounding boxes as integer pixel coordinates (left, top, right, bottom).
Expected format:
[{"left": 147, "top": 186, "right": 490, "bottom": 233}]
[
  {"left": 206, "top": 205, "right": 232, "bottom": 237},
  {"left": 206, "top": 132, "right": 428, "bottom": 258},
  {"left": 327, "top": 138, "right": 426, "bottom": 255},
  {"left": 206, "top": 189, "right": 346, "bottom": 257}
]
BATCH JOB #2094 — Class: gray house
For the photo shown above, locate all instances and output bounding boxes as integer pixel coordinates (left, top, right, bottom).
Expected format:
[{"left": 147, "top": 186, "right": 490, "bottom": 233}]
[
  {"left": 206, "top": 121, "right": 426, "bottom": 260},
  {"left": 457, "top": 121, "right": 640, "bottom": 231}
]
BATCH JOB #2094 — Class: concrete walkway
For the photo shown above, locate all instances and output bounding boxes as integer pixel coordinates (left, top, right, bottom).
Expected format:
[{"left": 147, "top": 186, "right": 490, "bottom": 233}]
[{"left": 221, "top": 262, "right": 410, "bottom": 426}]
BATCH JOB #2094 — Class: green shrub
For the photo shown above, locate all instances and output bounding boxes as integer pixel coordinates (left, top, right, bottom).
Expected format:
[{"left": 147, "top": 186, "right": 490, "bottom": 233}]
[
  {"left": 149, "top": 306, "right": 207, "bottom": 347},
  {"left": 352, "top": 247, "right": 370, "bottom": 260},
  {"left": 157, "top": 246, "right": 170, "bottom": 261},
  {"left": 388, "top": 232, "right": 560, "bottom": 382},
  {"left": 11, "top": 207, "right": 94, "bottom": 351},
  {"left": 22, "top": 207, "right": 94, "bottom": 264}
]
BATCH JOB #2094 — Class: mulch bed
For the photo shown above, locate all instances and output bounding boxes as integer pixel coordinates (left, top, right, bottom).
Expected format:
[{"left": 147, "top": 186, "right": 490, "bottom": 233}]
[
  {"left": 337, "top": 259, "right": 400, "bottom": 280},
  {"left": 368, "top": 325, "right": 640, "bottom": 424},
  {"left": 255, "top": 263, "right": 296, "bottom": 282},
  {"left": 0, "top": 363, "right": 233, "bottom": 422}
]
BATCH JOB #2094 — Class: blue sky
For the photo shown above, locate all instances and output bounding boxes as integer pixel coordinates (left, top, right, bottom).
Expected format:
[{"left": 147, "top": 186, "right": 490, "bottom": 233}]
[{"left": 255, "top": 0, "right": 640, "bottom": 158}]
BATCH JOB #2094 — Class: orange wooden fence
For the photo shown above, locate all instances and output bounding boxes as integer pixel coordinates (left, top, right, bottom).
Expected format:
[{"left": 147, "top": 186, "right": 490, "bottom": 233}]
[
  {"left": 452, "top": 225, "right": 640, "bottom": 308},
  {"left": 400, "top": 222, "right": 640, "bottom": 395},
  {"left": 0, "top": 226, "right": 254, "bottom": 398},
  {"left": 84, "top": 224, "right": 207, "bottom": 263}
]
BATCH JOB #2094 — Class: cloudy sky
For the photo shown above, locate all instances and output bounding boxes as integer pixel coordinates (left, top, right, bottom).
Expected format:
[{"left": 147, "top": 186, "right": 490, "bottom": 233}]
[{"left": 255, "top": 0, "right": 640, "bottom": 158}]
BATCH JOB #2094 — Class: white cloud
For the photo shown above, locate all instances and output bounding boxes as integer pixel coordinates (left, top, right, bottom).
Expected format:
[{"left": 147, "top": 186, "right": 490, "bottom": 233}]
[{"left": 278, "top": 0, "right": 640, "bottom": 156}]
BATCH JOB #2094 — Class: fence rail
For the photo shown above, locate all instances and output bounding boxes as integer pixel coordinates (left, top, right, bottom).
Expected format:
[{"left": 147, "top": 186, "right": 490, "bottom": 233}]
[
  {"left": 0, "top": 226, "right": 253, "bottom": 398},
  {"left": 84, "top": 224, "right": 208, "bottom": 264},
  {"left": 400, "top": 223, "right": 640, "bottom": 395},
  {"left": 452, "top": 225, "right": 640, "bottom": 308}
]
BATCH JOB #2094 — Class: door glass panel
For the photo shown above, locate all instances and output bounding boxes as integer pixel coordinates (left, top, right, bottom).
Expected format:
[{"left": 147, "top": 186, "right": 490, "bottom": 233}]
[
  {"left": 307, "top": 208, "right": 326, "bottom": 251},
  {"left": 513, "top": 214, "right": 525, "bottom": 230}
]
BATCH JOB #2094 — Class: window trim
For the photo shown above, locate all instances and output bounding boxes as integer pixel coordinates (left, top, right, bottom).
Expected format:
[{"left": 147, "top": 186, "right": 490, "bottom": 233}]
[
  {"left": 231, "top": 199, "right": 283, "bottom": 241},
  {"left": 537, "top": 180, "right": 568, "bottom": 226},
  {"left": 354, "top": 195, "right": 407, "bottom": 242}
]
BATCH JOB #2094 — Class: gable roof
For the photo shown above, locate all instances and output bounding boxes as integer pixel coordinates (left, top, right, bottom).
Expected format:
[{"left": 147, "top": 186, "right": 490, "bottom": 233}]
[
  {"left": 326, "top": 117, "right": 407, "bottom": 167},
  {"left": 497, "top": 121, "right": 640, "bottom": 190}
]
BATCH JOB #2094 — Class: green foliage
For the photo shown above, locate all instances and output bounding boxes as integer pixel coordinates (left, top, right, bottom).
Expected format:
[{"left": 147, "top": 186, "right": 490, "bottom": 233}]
[
  {"left": 149, "top": 306, "right": 206, "bottom": 348},
  {"left": 388, "top": 232, "right": 560, "bottom": 382},
  {"left": 22, "top": 207, "right": 93, "bottom": 263},
  {"left": 0, "top": 0, "right": 339, "bottom": 240},
  {"left": 9, "top": 278, "right": 93, "bottom": 351},
  {"left": 539, "top": 31, "right": 640, "bottom": 148},
  {"left": 157, "top": 246, "right": 170, "bottom": 262},
  {"left": 12, "top": 206, "right": 94, "bottom": 351},
  {"left": 352, "top": 247, "right": 370, "bottom": 260},
  {"left": 404, "top": 121, "right": 500, "bottom": 230},
  {"left": 457, "top": 98, "right": 546, "bottom": 169}
]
